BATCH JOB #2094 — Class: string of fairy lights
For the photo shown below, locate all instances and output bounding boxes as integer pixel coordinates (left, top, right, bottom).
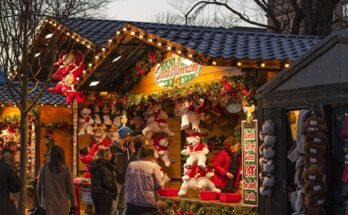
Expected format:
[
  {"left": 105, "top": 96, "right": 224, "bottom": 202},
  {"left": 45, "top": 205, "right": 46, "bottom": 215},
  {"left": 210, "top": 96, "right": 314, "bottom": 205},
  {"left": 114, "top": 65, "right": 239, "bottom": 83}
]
[{"left": 41, "top": 18, "right": 291, "bottom": 89}]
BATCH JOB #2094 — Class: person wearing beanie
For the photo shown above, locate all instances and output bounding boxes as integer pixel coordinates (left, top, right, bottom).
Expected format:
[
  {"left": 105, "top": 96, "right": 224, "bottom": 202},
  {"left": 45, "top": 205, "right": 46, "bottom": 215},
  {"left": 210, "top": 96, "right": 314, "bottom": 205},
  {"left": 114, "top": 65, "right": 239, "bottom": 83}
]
[{"left": 110, "top": 124, "right": 134, "bottom": 215}]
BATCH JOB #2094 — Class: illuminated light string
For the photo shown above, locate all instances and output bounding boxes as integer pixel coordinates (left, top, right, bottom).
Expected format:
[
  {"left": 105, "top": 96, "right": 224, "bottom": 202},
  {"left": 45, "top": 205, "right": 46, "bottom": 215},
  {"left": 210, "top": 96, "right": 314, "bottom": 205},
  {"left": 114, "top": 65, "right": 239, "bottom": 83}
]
[{"left": 44, "top": 19, "right": 290, "bottom": 86}]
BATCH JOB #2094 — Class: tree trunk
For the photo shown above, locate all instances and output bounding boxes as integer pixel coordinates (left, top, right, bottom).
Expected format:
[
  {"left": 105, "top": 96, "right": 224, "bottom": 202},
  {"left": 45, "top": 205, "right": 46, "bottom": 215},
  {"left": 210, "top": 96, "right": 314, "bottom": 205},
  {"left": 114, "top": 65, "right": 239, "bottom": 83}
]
[{"left": 18, "top": 110, "right": 28, "bottom": 215}]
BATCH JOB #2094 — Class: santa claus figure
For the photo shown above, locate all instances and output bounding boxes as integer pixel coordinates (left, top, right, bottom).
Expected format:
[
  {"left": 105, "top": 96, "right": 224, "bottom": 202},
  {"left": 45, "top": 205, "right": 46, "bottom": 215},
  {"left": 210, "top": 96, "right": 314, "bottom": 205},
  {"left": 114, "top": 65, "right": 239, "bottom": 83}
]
[{"left": 211, "top": 136, "right": 242, "bottom": 192}]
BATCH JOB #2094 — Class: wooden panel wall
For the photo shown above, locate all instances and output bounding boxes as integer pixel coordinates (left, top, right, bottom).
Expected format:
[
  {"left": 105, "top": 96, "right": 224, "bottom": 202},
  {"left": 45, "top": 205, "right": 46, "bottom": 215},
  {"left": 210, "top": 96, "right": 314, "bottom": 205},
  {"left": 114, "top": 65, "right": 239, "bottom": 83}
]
[{"left": 40, "top": 106, "right": 72, "bottom": 166}]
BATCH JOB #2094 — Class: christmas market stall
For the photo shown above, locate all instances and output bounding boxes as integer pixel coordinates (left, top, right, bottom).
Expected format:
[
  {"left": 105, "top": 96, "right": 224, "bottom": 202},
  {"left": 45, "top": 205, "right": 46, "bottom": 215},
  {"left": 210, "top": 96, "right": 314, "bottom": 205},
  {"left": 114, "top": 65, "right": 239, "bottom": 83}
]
[
  {"left": 0, "top": 70, "right": 72, "bottom": 202},
  {"left": 256, "top": 30, "right": 348, "bottom": 215},
  {"left": 38, "top": 17, "right": 321, "bottom": 214}
]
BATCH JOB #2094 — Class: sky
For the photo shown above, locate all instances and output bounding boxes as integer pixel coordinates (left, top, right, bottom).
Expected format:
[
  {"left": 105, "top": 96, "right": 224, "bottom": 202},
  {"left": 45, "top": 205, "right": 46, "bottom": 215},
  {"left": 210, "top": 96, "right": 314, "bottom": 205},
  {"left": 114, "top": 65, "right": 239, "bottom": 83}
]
[{"left": 105, "top": 0, "right": 171, "bottom": 22}]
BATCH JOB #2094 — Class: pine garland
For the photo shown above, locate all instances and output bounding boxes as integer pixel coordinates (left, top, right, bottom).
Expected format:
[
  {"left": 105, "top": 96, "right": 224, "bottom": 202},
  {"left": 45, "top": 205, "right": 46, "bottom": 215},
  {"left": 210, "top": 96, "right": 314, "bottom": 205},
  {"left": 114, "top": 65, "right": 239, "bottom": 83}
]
[
  {"left": 157, "top": 198, "right": 257, "bottom": 215},
  {"left": 125, "top": 75, "right": 256, "bottom": 108}
]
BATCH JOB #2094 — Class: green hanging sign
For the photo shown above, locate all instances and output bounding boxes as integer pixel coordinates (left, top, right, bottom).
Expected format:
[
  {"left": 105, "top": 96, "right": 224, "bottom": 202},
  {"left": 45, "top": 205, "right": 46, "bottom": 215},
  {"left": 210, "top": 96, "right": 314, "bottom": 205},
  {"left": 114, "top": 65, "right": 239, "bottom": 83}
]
[
  {"left": 154, "top": 54, "right": 202, "bottom": 88},
  {"left": 242, "top": 119, "right": 258, "bottom": 207}
]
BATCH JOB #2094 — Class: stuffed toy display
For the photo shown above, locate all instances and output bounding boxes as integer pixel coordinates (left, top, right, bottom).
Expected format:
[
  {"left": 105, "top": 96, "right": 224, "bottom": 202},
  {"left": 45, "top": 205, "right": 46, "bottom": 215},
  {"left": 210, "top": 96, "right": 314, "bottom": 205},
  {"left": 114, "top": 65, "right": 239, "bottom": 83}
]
[
  {"left": 178, "top": 164, "right": 221, "bottom": 196},
  {"left": 102, "top": 105, "right": 112, "bottom": 126},
  {"left": 152, "top": 132, "right": 172, "bottom": 167},
  {"left": 259, "top": 120, "right": 277, "bottom": 197},
  {"left": 78, "top": 107, "right": 94, "bottom": 136},
  {"left": 287, "top": 110, "right": 309, "bottom": 215},
  {"left": 210, "top": 136, "right": 242, "bottom": 192},
  {"left": 180, "top": 100, "right": 202, "bottom": 133},
  {"left": 93, "top": 105, "right": 102, "bottom": 125},
  {"left": 156, "top": 110, "right": 175, "bottom": 136},
  {"left": 142, "top": 111, "right": 160, "bottom": 139},
  {"left": 181, "top": 132, "right": 209, "bottom": 168},
  {"left": 301, "top": 113, "right": 327, "bottom": 215},
  {"left": 48, "top": 50, "right": 86, "bottom": 104}
]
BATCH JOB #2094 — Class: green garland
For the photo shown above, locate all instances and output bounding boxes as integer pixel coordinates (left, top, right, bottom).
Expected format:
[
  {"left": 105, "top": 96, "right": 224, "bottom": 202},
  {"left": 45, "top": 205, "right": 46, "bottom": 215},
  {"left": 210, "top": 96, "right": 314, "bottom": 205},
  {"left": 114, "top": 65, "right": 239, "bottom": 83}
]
[
  {"left": 157, "top": 198, "right": 257, "bottom": 215},
  {"left": 124, "top": 49, "right": 165, "bottom": 90},
  {"left": 125, "top": 75, "right": 256, "bottom": 108}
]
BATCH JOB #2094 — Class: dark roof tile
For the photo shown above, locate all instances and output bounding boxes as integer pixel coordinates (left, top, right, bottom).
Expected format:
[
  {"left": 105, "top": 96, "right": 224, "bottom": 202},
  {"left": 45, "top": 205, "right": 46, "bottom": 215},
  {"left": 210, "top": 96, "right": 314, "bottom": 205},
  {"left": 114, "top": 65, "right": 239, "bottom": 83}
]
[{"left": 57, "top": 18, "right": 322, "bottom": 61}]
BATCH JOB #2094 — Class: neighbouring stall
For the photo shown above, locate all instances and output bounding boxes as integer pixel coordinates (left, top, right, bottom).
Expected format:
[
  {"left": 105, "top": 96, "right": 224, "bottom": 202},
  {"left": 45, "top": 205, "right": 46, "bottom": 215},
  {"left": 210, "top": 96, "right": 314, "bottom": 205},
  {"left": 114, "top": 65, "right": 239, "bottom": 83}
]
[
  {"left": 0, "top": 74, "right": 72, "bottom": 204},
  {"left": 256, "top": 30, "right": 348, "bottom": 215},
  {"left": 36, "top": 17, "right": 322, "bottom": 214}
]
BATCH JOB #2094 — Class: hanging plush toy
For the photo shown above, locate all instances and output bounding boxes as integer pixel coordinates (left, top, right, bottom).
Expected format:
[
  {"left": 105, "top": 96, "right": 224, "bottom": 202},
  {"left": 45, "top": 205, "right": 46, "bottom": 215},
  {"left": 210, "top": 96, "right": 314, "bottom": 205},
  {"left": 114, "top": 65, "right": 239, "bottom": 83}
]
[
  {"left": 93, "top": 105, "right": 102, "bottom": 125},
  {"left": 142, "top": 111, "right": 160, "bottom": 139},
  {"left": 152, "top": 132, "right": 172, "bottom": 167},
  {"left": 102, "top": 105, "right": 112, "bottom": 126},
  {"left": 156, "top": 110, "right": 175, "bottom": 136},
  {"left": 181, "top": 132, "right": 209, "bottom": 168},
  {"left": 78, "top": 108, "right": 94, "bottom": 136},
  {"left": 180, "top": 100, "right": 201, "bottom": 133},
  {"left": 259, "top": 120, "right": 277, "bottom": 197},
  {"left": 48, "top": 50, "right": 85, "bottom": 104}
]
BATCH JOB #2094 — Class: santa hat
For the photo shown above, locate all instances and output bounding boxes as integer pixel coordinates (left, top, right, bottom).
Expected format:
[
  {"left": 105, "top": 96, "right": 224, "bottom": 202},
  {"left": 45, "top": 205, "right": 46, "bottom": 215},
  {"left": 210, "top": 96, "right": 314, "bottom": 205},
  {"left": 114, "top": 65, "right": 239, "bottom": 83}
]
[{"left": 186, "top": 132, "right": 200, "bottom": 142}]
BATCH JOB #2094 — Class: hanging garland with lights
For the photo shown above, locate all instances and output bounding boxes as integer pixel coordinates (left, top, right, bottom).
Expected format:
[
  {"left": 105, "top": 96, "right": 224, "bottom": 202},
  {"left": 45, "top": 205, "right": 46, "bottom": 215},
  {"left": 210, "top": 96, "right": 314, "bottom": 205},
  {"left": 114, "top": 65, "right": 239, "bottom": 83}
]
[
  {"left": 124, "top": 75, "right": 257, "bottom": 107},
  {"left": 125, "top": 49, "right": 164, "bottom": 89},
  {"left": 157, "top": 198, "right": 257, "bottom": 215}
]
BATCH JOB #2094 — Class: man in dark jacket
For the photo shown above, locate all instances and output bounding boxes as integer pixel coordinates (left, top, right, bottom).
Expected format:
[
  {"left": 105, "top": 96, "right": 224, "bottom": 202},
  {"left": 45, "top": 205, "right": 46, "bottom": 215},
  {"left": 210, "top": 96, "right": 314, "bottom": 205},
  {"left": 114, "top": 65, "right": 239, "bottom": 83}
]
[
  {"left": 0, "top": 160, "right": 22, "bottom": 215},
  {"left": 110, "top": 125, "right": 134, "bottom": 215},
  {"left": 1, "top": 141, "right": 17, "bottom": 168},
  {"left": 90, "top": 147, "right": 117, "bottom": 215}
]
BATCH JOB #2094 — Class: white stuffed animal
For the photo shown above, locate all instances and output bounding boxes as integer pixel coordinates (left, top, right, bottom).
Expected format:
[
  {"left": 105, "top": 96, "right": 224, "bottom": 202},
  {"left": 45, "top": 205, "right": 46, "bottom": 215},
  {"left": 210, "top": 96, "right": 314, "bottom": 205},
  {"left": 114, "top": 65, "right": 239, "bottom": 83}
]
[
  {"left": 195, "top": 167, "right": 221, "bottom": 193},
  {"left": 180, "top": 101, "right": 201, "bottom": 133},
  {"left": 142, "top": 113, "right": 160, "bottom": 139},
  {"left": 152, "top": 133, "right": 172, "bottom": 167},
  {"left": 181, "top": 133, "right": 209, "bottom": 168},
  {"left": 102, "top": 105, "right": 112, "bottom": 126},
  {"left": 156, "top": 110, "right": 175, "bottom": 136},
  {"left": 178, "top": 165, "right": 220, "bottom": 196},
  {"left": 78, "top": 108, "right": 94, "bottom": 136}
]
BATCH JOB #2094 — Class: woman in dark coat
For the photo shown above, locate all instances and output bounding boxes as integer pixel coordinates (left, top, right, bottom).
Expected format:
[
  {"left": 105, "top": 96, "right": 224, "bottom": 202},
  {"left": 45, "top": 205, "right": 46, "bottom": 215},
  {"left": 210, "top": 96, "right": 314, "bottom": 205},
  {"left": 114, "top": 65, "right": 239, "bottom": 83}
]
[
  {"left": 0, "top": 160, "right": 22, "bottom": 215},
  {"left": 90, "top": 147, "right": 117, "bottom": 215},
  {"left": 36, "top": 145, "right": 77, "bottom": 215}
]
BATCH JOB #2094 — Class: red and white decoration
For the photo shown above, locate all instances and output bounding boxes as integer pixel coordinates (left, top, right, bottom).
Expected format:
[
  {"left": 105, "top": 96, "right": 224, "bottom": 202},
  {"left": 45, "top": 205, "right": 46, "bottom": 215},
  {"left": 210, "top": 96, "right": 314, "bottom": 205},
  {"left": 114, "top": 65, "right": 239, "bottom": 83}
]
[{"left": 48, "top": 50, "right": 86, "bottom": 104}]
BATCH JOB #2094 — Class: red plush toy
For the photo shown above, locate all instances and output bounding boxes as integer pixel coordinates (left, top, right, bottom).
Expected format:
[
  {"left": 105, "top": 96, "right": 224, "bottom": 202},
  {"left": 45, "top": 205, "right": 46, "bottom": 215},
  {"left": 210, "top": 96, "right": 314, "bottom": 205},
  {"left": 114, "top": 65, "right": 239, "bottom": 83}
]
[{"left": 48, "top": 50, "right": 85, "bottom": 104}]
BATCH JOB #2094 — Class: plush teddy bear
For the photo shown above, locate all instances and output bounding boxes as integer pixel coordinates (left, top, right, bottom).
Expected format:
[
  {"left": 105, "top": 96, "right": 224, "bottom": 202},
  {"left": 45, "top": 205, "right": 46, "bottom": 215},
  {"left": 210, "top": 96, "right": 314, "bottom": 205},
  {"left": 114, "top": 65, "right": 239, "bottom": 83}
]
[
  {"left": 152, "top": 132, "right": 172, "bottom": 167},
  {"left": 142, "top": 112, "right": 160, "bottom": 139},
  {"left": 78, "top": 108, "right": 94, "bottom": 136},
  {"left": 178, "top": 164, "right": 220, "bottom": 196},
  {"left": 108, "top": 125, "right": 119, "bottom": 142},
  {"left": 156, "top": 110, "right": 175, "bottom": 136},
  {"left": 195, "top": 167, "right": 221, "bottom": 193},
  {"left": 93, "top": 105, "right": 102, "bottom": 125},
  {"left": 180, "top": 100, "right": 201, "bottom": 133},
  {"left": 101, "top": 105, "right": 112, "bottom": 126},
  {"left": 181, "top": 133, "right": 209, "bottom": 168}
]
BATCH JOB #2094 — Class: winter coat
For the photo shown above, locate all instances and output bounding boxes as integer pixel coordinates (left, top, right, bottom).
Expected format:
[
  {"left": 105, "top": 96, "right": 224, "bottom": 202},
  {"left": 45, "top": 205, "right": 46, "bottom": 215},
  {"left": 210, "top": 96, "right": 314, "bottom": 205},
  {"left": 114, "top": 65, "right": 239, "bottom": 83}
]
[
  {"left": 110, "top": 142, "right": 132, "bottom": 183},
  {"left": 90, "top": 159, "right": 117, "bottom": 198},
  {"left": 0, "top": 162, "right": 22, "bottom": 215},
  {"left": 211, "top": 149, "right": 241, "bottom": 190},
  {"left": 36, "top": 164, "right": 76, "bottom": 215},
  {"left": 125, "top": 160, "right": 164, "bottom": 208}
]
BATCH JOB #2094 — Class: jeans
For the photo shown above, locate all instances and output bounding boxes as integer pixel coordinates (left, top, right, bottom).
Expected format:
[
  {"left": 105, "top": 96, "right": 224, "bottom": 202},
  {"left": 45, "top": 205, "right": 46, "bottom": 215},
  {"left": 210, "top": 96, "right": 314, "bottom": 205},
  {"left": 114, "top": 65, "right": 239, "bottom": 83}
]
[
  {"left": 111, "top": 182, "right": 125, "bottom": 215},
  {"left": 91, "top": 193, "right": 113, "bottom": 215},
  {"left": 126, "top": 204, "right": 157, "bottom": 215}
]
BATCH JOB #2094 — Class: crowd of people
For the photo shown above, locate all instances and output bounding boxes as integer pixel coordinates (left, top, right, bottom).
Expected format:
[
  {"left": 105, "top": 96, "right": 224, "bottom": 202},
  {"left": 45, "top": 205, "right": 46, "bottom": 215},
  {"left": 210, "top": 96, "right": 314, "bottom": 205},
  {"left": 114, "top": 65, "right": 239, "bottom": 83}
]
[
  {"left": 90, "top": 125, "right": 165, "bottom": 215},
  {"left": 0, "top": 124, "right": 165, "bottom": 215}
]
